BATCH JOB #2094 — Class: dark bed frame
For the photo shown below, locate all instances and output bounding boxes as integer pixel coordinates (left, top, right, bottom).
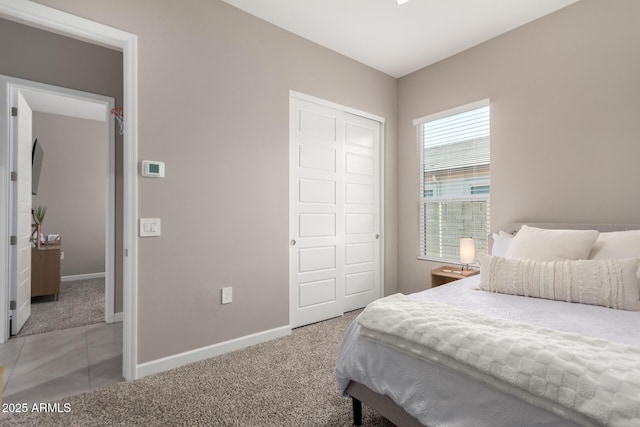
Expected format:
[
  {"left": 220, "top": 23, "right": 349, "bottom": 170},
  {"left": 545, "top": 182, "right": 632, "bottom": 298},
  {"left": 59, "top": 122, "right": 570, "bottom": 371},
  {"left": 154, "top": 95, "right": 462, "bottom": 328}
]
[{"left": 346, "top": 381, "right": 423, "bottom": 426}]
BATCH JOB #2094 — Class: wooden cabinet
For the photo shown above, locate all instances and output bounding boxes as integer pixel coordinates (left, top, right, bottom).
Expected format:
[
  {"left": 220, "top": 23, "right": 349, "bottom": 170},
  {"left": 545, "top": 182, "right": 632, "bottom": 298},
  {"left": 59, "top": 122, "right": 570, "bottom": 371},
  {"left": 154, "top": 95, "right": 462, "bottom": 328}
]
[
  {"left": 31, "top": 243, "right": 61, "bottom": 300},
  {"left": 430, "top": 265, "right": 479, "bottom": 288}
]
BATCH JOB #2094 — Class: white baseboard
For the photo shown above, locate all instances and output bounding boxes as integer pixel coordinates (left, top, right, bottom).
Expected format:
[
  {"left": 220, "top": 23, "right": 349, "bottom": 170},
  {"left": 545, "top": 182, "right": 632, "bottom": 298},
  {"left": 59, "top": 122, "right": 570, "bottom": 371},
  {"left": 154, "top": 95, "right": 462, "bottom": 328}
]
[
  {"left": 61, "top": 272, "right": 106, "bottom": 282},
  {"left": 114, "top": 312, "right": 123, "bottom": 323},
  {"left": 136, "top": 324, "right": 291, "bottom": 379}
]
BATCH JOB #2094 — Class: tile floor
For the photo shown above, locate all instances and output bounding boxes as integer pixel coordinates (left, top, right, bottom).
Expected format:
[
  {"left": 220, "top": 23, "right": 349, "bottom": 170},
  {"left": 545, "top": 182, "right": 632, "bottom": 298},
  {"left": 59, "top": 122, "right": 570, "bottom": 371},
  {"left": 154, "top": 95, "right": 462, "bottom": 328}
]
[{"left": 0, "top": 322, "right": 123, "bottom": 405}]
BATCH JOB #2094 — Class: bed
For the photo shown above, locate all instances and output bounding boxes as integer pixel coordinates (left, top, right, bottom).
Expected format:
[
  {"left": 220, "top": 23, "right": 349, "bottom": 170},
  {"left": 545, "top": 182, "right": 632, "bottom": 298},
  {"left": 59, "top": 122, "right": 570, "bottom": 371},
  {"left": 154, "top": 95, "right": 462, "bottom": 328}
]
[{"left": 336, "top": 224, "right": 640, "bottom": 427}]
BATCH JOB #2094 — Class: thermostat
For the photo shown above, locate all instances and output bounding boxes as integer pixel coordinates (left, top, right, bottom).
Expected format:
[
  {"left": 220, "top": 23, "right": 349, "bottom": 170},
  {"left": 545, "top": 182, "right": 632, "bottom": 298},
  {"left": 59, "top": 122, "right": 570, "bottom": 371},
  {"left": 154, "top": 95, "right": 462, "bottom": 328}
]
[{"left": 142, "top": 160, "right": 165, "bottom": 178}]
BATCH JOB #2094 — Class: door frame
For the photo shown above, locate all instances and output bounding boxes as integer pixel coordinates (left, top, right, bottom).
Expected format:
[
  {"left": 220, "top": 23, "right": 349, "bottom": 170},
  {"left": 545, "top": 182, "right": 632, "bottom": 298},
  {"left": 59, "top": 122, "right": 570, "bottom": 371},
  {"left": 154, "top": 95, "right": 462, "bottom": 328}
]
[
  {"left": 288, "top": 91, "right": 385, "bottom": 325},
  {"left": 0, "top": 0, "right": 139, "bottom": 380},
  {"left": 4, "top": 75, "right": 116, "bottom": 328}
]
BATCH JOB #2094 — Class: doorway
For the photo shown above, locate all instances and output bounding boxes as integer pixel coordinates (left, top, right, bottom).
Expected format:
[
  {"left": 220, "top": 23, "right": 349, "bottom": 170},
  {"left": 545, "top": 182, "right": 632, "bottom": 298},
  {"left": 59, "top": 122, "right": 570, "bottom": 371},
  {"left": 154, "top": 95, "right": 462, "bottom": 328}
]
[
  {"left": 289, "top": 92, "right": 385, "bottom": 328},
  {"left": 4, "top": 77, "right": 116, "bottom": 337},
  {"left": 0, "top": 1, "right": 139, "bottom": 380}
]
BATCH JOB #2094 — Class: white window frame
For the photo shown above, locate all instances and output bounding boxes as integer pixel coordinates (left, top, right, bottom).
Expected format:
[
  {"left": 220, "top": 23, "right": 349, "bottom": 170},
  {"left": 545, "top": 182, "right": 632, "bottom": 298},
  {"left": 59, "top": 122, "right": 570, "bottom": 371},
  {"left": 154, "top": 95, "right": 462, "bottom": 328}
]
[{"left": 414, "top": 99, "right": 490, "bottom": 263}]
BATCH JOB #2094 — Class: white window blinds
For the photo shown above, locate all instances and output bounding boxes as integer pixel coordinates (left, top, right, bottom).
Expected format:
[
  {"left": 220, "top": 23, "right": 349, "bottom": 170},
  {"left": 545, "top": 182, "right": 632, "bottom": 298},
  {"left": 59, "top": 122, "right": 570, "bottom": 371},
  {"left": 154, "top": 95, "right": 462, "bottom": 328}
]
[{"left": 414, "top": 100, "right": 490, "bottom": 263}]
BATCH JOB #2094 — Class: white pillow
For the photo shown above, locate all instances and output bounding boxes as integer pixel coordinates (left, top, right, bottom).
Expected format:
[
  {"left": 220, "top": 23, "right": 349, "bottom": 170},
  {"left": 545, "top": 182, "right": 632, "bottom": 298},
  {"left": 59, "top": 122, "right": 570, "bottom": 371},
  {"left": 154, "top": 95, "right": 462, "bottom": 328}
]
[
  {"left": 491, "top": 231, "right": 515, "bottom": 257},
  {"left": 479, "top": 254, "right": 640, "bottom": 311},
  {"left": 589, "top": 230, "right": 640, "bottom": 293},
  {"left": 589, "top": 230, "right": 640, "bottom": 260},
  {"left": 504, "top": 225, "right": 599, "bottom": 261}
]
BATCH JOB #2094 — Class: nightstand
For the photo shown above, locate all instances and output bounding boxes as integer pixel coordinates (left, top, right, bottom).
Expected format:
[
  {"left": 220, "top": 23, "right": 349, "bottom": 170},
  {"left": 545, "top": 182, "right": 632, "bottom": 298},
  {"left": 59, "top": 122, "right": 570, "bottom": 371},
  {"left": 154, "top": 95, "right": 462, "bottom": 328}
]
[
  {"left": 32, "top": 240, "right": 62, "bottom": 300},
  {"left": 430, "top": 265, "right": 479, "bottom": 288}
]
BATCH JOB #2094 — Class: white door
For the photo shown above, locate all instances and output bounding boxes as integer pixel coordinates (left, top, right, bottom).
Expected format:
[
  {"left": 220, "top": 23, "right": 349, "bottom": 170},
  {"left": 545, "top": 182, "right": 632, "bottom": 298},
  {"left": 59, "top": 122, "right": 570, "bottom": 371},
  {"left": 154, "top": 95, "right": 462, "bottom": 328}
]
[
  {"left": 290, "top": 95, "right": 381, "bottom": 328},
  {"left": 11, "top": 91, "right": 32, "bottom": 335},
  {"left": 342, "top": 112, "right": 381, "bottom": 312}
]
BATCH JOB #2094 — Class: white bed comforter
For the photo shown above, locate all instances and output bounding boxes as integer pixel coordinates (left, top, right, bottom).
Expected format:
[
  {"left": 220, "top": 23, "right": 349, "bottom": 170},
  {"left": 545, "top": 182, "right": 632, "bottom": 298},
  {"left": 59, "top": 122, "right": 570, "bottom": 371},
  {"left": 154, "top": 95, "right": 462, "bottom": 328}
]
[
  {"left": 358, "top": 293, "right": 640, "bottom": 427},
  {"left": 336, "top": 276, "right": 640, "bottom": 427}
]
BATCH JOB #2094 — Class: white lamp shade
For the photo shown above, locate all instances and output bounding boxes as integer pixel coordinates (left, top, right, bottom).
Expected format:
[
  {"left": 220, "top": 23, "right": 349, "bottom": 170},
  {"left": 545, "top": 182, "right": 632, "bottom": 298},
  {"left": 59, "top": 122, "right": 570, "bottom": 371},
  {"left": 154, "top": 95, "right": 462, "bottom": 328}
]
[{"left": 460, "top": 238, "right": 476, "bottom": 265}]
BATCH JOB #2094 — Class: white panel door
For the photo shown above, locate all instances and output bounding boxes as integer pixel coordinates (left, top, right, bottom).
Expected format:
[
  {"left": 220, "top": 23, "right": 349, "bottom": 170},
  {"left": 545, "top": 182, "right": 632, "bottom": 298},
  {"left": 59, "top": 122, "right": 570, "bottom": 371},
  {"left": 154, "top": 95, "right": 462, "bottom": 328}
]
[
  {"left": 11, "top": 92, "right": 32, "bottom": 335},
  {"left": 342, "top": 113, "right": 380, "bottom": 312},
  {"left": 290, "top": 96, "right": 381, "bottom": 327},
  {"left": 290, "top": 98, "right": 344, "bottom": 327}
]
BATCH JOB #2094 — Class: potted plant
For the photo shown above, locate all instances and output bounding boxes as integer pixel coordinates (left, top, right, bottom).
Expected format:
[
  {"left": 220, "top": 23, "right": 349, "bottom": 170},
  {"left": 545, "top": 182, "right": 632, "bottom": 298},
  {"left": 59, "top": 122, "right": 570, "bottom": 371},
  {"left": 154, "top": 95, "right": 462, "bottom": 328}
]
[{"left": 33, "top": 205, "right": 47, "bottom": 248}]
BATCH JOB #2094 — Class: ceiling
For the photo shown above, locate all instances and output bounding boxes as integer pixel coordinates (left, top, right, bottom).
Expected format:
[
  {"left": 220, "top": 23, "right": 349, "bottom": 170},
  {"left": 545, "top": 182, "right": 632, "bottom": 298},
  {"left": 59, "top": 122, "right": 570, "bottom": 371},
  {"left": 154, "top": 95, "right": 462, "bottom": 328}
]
[
  {"left": 21, "top": 89, "right": 107, "bottom": 122},
  {"left": 222, "top": 0, "right": 578, "bottom": 78}
]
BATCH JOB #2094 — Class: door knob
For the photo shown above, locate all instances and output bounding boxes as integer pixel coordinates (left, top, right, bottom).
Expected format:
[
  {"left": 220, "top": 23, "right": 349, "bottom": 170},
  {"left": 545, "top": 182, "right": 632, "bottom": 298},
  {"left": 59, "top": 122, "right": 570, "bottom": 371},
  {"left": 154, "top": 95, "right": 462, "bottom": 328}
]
[
  {"left": 290, "top": 239, "right": 296, "bottom": 246},
  {"left": 375, "top": 234, "right": 380, "bottom": 239}
]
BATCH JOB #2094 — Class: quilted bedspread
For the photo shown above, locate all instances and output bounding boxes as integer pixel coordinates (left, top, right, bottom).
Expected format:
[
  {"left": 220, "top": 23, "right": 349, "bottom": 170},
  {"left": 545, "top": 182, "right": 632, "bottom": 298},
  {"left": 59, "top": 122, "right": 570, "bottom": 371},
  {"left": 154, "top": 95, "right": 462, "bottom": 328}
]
[{"left": 358, "top": 294, "right": 640, "bottom": 427}]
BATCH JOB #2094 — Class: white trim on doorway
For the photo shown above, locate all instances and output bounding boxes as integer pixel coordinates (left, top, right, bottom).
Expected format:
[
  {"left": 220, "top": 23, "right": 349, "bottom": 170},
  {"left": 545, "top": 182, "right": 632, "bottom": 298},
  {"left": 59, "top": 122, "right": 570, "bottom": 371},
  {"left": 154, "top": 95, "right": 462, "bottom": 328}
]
[
  {"left": 290, "top": 91, "right": 386, "bottom": 124},
  {"left": 0, "top": 70, "right": 10, "bottom": 344},
  {"left": 1, "top": 75, "right": 116, "bottom": 327},
  {"left": 0, "top": 0, "right": 139, "bottom": 380}
]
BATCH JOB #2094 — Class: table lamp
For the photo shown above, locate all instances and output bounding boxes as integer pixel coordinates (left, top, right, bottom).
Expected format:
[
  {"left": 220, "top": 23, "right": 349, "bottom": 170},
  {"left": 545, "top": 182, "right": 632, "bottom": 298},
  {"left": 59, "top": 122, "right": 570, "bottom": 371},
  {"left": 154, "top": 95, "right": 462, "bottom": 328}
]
[{"left": 459, "top": 237, "right": 475, "bottom": 270}]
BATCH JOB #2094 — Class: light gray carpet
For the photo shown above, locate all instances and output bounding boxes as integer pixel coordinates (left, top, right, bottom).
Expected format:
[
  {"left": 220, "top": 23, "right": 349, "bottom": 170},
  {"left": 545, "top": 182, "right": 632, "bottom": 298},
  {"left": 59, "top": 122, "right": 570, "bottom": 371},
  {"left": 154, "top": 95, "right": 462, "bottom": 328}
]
[
  {"left": 4, "top": 309, "right": 394, "bottom": 426},
  {"left": 14, "top": 278, "right": 105, "bottom": 338}
]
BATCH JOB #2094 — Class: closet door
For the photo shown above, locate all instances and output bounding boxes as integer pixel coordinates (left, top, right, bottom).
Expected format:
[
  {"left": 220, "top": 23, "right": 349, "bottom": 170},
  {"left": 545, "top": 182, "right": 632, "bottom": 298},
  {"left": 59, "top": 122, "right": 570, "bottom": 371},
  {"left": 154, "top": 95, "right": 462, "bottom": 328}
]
[
  {"left": 290, "top": 95, "right": 381, "bottom": 328},
  {"left": 342, "top": 112, "right": 380, "bottom": 312}
]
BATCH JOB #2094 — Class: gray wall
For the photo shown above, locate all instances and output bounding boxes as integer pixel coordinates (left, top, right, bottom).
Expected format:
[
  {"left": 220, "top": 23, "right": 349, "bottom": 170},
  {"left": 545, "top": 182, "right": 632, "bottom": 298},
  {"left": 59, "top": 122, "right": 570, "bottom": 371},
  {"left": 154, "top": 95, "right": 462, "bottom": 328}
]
[
  {"left": 32, "top": 112, "right": 106, "bottom": 277},
  {"left": 398, "top": 0, "right": 640, "bottom": 293},
  {"left": 34, "top": 0, "right": 399, "bottom": 364},
  {"left": 0, "top": 17, "right": 124, "bottom": 312}
]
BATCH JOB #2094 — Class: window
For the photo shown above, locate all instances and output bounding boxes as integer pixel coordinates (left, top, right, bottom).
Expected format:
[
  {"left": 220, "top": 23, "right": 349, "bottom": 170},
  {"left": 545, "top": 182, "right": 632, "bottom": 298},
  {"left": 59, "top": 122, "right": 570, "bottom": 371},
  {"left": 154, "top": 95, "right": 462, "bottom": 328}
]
[
  {"left": 415, "top": 100, "right": 490, "bottom": 262},
  {"left": 470, "top": 185, "right": 490, "bottom": 195}
]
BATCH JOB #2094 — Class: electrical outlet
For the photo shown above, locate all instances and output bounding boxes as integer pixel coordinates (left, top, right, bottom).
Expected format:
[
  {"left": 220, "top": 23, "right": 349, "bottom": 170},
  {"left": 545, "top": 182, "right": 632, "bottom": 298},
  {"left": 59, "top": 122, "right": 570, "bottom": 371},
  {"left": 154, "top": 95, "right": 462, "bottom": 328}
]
[{"left": 221, "top": 287, "right": 232, "bottom": 304}]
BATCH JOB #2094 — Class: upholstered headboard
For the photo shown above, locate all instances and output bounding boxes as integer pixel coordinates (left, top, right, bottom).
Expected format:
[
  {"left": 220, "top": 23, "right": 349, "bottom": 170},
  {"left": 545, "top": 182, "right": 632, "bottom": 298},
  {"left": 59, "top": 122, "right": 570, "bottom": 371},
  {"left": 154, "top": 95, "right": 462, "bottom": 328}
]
[
  {"left": 505, "top": 223, "right": 640, "bottom": 234},
  {"left": 488, "top": 223, "right": 640, "bottom": 254}
]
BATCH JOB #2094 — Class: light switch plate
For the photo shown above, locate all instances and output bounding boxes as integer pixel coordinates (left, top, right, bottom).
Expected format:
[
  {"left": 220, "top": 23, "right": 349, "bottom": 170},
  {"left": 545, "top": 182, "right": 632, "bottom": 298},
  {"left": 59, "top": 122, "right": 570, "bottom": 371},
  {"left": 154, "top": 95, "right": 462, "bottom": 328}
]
[
  {"left": 139, "top": 218, "right": 161, "bottom": 237},
  {"left": 221, "top": 287, "right": 232, "bottom": 304}
]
